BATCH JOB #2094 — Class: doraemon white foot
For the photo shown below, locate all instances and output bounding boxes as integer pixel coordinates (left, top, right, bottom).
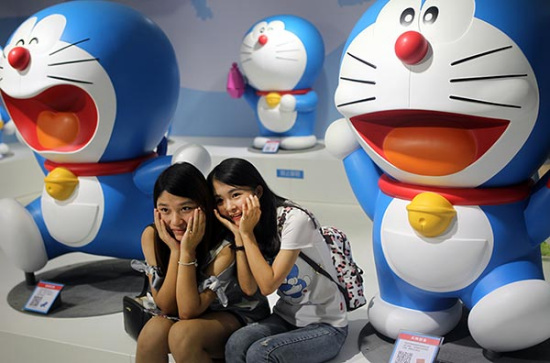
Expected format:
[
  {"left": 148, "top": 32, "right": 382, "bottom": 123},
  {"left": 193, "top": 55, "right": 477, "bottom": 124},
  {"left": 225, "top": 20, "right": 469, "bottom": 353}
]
[
  {"left": 228, "top": 15, "right": 325, "bottom": 151},
  {"left": 367, "top": 294, "right": 462, "bottom": 339},
  {"left": 281, "top": 135, "right": 317, "bottom": 150},
  {"left": 468, "top": 280, "right": 550, "bottom": 352},
  {"left": 0, "top": 198, "right": 47, "bottom": 273}
]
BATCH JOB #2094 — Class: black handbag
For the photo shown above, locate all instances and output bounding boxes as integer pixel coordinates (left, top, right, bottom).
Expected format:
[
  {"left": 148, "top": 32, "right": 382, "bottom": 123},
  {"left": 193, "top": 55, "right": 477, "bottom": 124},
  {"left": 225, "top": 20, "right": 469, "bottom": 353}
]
[{"left": 123, "top": 273, "right": 153, "bottom": 340}]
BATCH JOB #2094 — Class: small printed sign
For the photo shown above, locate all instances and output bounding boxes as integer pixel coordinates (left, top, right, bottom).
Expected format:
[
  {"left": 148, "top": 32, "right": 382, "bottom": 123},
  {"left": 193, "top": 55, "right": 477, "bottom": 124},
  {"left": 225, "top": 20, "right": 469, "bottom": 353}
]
[
  {"left": 389, "top": 330, "right": 444, "bottom": 363},
  {"left": 262, "top": 140, "right": 280, "bottom": 153},
  {"left": 24, "top": 280, "right": 64, "bottom": 314},
  {"left": 277, "top": 169, "right": 304, "bottom": 179}
]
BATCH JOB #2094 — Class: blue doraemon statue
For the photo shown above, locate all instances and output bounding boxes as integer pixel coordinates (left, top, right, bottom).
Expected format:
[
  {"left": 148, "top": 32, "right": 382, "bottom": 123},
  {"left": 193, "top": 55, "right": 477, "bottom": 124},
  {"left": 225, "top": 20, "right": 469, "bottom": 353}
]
[
  {"left": 227, "top": 14, "right": 325, "bottom": 150},
  {"left": 325, "top": 0, "right": 550, "bottom": 353},
  {"left": 0, "top": 1, "right": 210, "bottom": 277}
]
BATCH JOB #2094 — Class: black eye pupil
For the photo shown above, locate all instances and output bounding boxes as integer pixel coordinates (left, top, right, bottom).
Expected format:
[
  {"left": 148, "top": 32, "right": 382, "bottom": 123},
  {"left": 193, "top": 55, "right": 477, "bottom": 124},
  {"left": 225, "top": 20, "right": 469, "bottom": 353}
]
[
  {"left": 400, "top": 8, "right": 415, "bottom": 26},
  {"left": 423, "top": 7, "right": 439, "bottom": 24}
]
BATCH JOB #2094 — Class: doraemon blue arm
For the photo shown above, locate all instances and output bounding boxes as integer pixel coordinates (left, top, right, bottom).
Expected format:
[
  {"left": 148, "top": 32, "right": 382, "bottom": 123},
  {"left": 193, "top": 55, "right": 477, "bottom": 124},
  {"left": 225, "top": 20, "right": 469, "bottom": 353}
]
[
  {"left": 0, "top": 1, "right": 210, "bottom": 280},
  {"left": 326, "top": 0, "right": 550, "bottom": 353},
  {"left": 229, "top": 15, "right": 324, "bottom": 150}
]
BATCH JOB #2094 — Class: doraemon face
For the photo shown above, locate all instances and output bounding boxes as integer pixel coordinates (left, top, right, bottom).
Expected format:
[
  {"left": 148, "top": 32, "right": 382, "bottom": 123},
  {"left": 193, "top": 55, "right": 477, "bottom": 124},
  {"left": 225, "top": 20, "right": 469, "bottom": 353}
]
[
  {"left": 0, "top": 14, "right": 116, "bottom": 164},
  {"left": 335, "top": 0, "right": 539, "bottom": 188},
  {"left": 240, "top": 20, "right": 307, "bottom": 91}
]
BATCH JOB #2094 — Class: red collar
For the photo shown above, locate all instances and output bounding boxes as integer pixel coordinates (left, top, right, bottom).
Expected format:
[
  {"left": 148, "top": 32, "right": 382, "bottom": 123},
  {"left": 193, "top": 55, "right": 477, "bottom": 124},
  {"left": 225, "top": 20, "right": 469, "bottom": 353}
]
[
  {"left": 256, "top": 88, "right": 311, "bottom": 96},
  {"left": 378, "top": 174, "right": 532, "bottom": 205},
  {"left": 44, "top": 153, "right": 156, "bottom": 177}
]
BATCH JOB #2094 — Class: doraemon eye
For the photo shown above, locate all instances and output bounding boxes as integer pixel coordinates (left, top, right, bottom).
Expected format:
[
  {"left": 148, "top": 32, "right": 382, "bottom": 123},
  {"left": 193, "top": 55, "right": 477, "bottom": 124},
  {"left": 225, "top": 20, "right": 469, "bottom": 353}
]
[
  {"left": 419, "top": 0, "right": 474, "bottom": 43},
  {"left": 422, "top": 6, "right": 438, "bottom": 24},
  {"left": 400, "top": 8, "right": 415, "bottom": 26},
  {"left": 15, "top": 39, "right": 25, "bottom": 46},
  {"left": 374, "top": 0, "right": 421, "bottom": 38},
  {"left": 252, "top": 22, "right": 268, "bottom": 39},
  {"left": 267, "top": 20, "right": 285, "bottom": 31},
  {"left": 29, "top": 37, "right": 39, "bottom": 45}
]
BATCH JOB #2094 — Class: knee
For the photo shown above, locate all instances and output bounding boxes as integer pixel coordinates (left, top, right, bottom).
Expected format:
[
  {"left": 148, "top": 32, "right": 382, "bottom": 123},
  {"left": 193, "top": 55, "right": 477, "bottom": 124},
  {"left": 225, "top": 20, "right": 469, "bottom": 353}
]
[
  {"left": 245, "top": 339, "right": 272, "bottom": 362},
  {"left": 225, "top": 330, "right": 249, "bottom": 362},
  {"left": 136, "top": 318, "right": 169, "bottom": 356},
  {"left": 168, "top": 320, "right": 201, "bottom": 357}
]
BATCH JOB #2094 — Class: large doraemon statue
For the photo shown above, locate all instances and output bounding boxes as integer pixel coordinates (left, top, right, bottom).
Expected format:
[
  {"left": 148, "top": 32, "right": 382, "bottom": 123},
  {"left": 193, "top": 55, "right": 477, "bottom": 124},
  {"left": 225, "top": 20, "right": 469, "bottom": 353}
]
[
  {"left": 228, "top": 14, "right": 324, "bottom": 150},
  {"left": 0, "top": 1, "right": 210, "bottom": 278},
  {"left": 325, "top": 0, "right": 550, "bottom": 353}
]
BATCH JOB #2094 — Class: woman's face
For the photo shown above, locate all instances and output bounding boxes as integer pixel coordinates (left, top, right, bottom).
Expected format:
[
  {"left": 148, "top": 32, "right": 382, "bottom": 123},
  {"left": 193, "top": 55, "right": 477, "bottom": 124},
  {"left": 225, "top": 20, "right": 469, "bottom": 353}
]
[
  {"left": 213, "top": 179, "right": 257, "bottom": 227},
  {"left": 156, "top": 191, "right": 199, "bottom": 241}
]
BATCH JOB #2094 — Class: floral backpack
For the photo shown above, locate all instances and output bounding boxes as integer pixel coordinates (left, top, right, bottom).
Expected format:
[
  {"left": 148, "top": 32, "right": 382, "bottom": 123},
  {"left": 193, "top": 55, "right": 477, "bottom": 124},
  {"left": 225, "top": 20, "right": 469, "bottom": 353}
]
[{"left": 278, "top": 205, "right": 367, "bottom": 311}]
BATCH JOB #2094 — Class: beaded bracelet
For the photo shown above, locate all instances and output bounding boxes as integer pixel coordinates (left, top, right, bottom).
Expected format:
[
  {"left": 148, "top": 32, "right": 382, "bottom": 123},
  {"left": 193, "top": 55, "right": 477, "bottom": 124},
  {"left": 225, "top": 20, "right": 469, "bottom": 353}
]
[{"left": 178, "top": 259, "right": 198, "bottom": 267}]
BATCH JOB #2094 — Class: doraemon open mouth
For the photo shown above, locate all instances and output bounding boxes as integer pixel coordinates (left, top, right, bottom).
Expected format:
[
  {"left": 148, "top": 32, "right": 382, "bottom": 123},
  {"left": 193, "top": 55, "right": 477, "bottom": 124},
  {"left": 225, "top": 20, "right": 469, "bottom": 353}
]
[
  {"left": 351, "top": 110, "right": 509, "bottom": 176},
  {"left": 1, "top": 85, "right": 97, "bottom": 152}
]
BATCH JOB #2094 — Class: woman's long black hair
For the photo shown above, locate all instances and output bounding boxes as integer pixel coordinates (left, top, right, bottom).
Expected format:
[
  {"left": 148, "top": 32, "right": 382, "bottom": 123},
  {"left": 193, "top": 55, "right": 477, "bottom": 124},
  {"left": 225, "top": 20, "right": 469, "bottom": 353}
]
[
  {"left": 207, "top": 158, "right": 288, "bottom": 259},
  {"left": 153, "top": 162, "right": 223, "bottom": 275}
]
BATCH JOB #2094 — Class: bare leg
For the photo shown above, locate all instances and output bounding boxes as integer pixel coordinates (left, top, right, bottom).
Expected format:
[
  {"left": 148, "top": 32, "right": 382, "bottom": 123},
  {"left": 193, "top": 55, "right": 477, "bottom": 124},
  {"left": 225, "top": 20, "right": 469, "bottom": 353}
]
[
  {"left": 169, "top": 312, "right": 242, "bottom": 363},
  {"left": 136, "top": 316, "right": 174, "bottom": 363}
]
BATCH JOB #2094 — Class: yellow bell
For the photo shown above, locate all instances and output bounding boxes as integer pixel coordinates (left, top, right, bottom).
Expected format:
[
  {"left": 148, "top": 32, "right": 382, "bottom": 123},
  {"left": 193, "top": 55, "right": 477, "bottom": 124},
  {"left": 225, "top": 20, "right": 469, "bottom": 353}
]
[
  {"left": 265, "top": 92, "right": 281, "bottom": 108},
  {"left": 44, "top": 167, "right": 79, "bottom": 201},
  {"left": 406, "top": 192, "right": 456, "bottom": 237}
]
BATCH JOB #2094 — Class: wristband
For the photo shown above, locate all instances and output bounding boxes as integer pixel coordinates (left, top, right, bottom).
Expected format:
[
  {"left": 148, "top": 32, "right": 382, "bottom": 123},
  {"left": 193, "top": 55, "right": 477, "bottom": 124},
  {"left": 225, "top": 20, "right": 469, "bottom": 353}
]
[
  {"left": 178, "top": 259, "right": 198, "bottom": 267},
  {"left": 231, "top": 245, "right": 245, "bottom": 251}
]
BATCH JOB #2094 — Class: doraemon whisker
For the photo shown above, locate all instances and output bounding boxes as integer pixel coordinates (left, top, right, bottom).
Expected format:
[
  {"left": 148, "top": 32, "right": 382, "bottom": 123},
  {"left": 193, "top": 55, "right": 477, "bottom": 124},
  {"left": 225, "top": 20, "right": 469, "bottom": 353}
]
[
  {"left": 276, "top": 49, "right": 301, "bottom": 53},
  {"left": 47, "top": 75, "right": 93, "bottom": 85},
  {"left": 275, "top": 57, "right": 298, "bottom": 61},
  {"left": 449, "top": 95, "right": 521, "bottom": 109},
  {"left": 49, "top": 38, "right": 91, "bottom": 56},
  {"left": 240, "top": 51, "right": 252, "bottom": 55},
  {"left": 340, "top": 76, "right": 375, "bottom": 85},
  {"left": 241, "top": 58, "right": 252, "bottom": 63},
  {"left": 450, "top": 74, "right": 527, "bottom": 83},
  {"left": 48, "top": 58, "right": 99, "bottom": 67},
  {"left": 276, "top": 41, "right": 295, "bottom": 47},
  {"left": 451, "top": 46, "right": 513, "bottom": 66},
  {"left": 337, "top": 97, "right": 376, "bottom": 108},
  {"left": 346, "top": 52, "right": 376, "bottom": 69}
]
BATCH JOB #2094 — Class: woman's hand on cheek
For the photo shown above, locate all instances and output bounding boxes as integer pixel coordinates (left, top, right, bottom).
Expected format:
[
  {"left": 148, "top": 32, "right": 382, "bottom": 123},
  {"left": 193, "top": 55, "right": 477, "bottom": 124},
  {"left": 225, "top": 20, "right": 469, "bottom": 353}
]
[
  {"left": 240, "top": 195, "right": 261, "bottom": 234},
  {"left": 181, "top": 208, "right": 205, "bottom": 254},
  {"left": 154, "top": 209, "right": 180, "bottom": 252},
  {"left": 214, "top": 208, "right": 239, "bottom": 235}
]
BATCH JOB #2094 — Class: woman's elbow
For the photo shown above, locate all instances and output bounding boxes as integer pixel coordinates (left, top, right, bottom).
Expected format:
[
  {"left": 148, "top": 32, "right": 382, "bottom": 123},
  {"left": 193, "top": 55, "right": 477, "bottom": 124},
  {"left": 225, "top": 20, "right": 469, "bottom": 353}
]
[
  {"left": 259, "top": 284, "right": 277, "bottom": 297},
  {"left": 178, "top": 307, "right": 200, "bottom": 320}
]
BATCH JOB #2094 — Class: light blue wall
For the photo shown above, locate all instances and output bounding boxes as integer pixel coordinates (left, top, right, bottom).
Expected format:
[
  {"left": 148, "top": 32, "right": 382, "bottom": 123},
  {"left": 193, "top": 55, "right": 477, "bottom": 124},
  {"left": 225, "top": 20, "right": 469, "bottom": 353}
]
[{"left": 0, "top": 0, "right": 373, "bottom": 140}]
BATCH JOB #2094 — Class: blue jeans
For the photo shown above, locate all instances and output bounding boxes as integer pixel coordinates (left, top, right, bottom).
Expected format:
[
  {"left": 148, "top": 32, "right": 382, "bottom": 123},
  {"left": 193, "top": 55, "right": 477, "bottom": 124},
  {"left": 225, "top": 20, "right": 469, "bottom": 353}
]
[{"left": 225, "top": 313, "right": 348, "bottom": 363}]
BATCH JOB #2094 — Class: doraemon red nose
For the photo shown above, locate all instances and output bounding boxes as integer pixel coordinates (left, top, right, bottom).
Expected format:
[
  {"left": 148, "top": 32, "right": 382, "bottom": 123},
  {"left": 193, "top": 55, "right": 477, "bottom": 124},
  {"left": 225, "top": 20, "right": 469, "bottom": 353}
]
[
  {"left": 258, "top": 34, "right": 268, "bottom": 46},
  {"left": 8, "top": 47, "right": 31, "bottom": 71},
  {"left": 395, "top": 31, "right": 428, "bottom": 65}
]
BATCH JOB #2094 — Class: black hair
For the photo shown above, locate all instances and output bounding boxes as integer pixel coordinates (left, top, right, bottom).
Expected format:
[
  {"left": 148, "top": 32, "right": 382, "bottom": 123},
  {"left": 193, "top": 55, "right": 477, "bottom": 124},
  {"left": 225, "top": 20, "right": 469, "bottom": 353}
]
[
  {"left": 207, "top": 158, "right": 289, "bottom": 259},
  {"left": 153, "top": 162, "right": 222, "bottom": 274}
]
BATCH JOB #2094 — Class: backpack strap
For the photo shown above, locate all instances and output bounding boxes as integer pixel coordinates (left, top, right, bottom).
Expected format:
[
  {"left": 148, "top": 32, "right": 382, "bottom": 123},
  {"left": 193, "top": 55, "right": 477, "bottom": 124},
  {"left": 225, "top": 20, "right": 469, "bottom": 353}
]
[{"left": 298, "top": 251, "right": 349, "bottom": 307}]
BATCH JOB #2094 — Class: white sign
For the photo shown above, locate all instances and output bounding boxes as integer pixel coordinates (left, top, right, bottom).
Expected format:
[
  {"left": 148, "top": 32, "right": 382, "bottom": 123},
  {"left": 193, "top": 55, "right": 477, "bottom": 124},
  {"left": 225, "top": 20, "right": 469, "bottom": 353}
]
[
  {"left": 24, "top": 280, "right": 64, "bottom": 314},
  {"left": 389, "top": 330, "right": 444, "bottom": 363}
]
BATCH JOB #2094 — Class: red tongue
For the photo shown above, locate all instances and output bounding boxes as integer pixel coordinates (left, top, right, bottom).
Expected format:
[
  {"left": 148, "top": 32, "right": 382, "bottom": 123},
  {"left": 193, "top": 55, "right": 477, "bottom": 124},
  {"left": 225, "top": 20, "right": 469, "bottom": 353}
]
[{"left": 37, "top": 111, "right": 80, "bottom": 149}]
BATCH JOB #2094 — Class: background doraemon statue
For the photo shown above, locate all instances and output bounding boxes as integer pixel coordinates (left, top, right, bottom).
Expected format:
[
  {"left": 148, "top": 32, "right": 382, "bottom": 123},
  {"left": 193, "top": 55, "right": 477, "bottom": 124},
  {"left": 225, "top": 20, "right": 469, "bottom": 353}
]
[
  {"left": 227, "top": 14, "right": 324, "bottom": 150},
  {"left": 325, "top": 0, "right": 550, "bottom": 353},
  {"left": 0, "top": 1, "right": 210, "bottom": 281}
]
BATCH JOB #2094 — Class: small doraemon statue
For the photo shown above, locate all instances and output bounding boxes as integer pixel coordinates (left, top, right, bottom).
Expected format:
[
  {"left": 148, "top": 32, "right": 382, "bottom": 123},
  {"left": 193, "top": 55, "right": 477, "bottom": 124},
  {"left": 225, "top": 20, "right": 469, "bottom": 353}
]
[
  {"left": 228, "top": 15, "right": 325, "bottom": 150},
  {"left": 0, "top": 1, "right": 210, "bottom": 279},
  {"left": 325, "top": 0, "right": 550, "bottom": 353}
]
